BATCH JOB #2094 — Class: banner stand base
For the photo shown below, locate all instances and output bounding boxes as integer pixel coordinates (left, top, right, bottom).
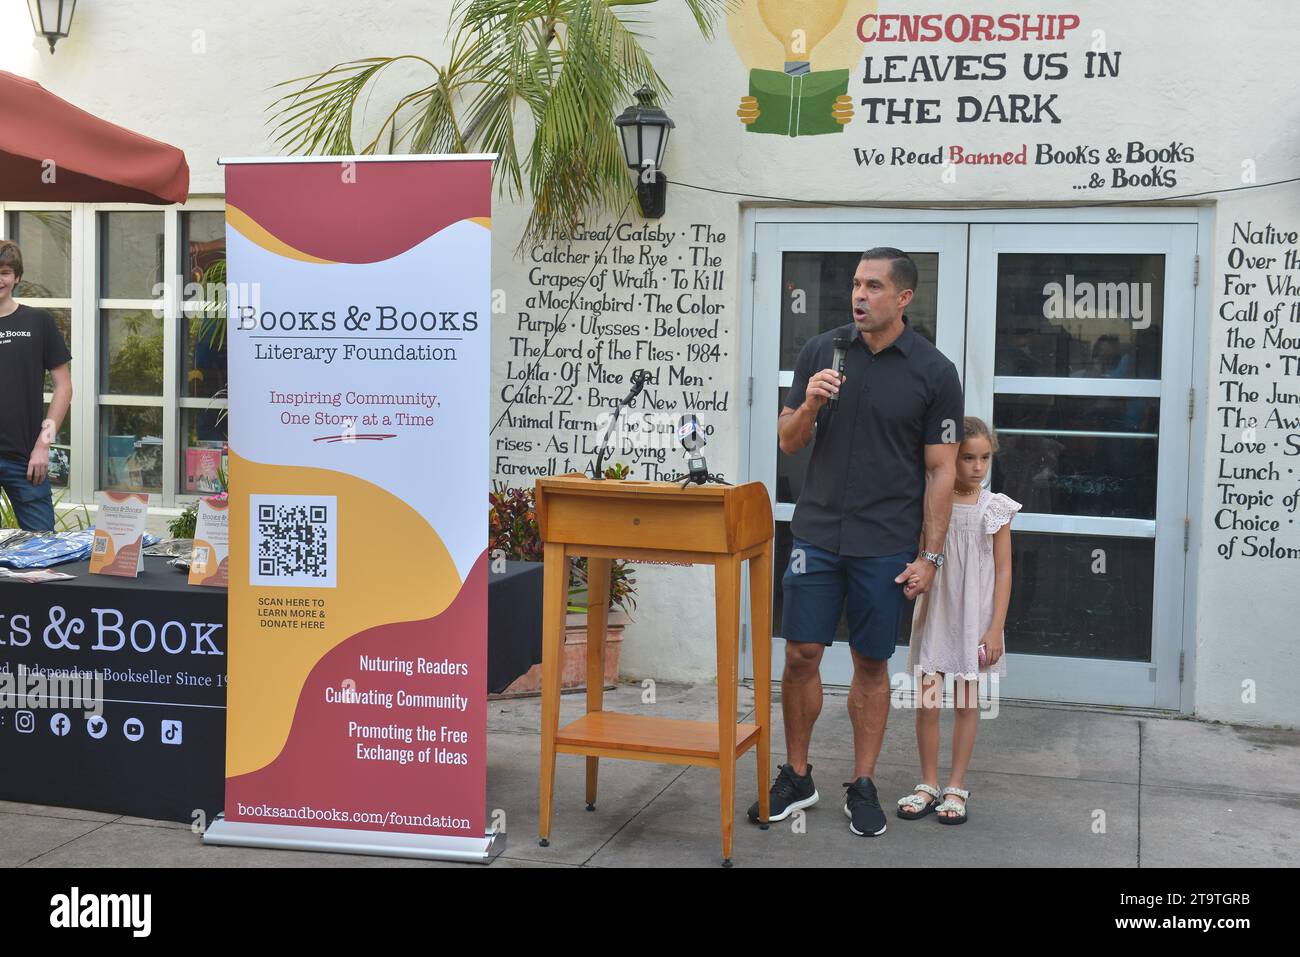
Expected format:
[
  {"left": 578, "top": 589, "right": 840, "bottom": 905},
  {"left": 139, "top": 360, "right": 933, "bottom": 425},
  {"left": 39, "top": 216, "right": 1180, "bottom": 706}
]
[{"left": 203, "top": 814, "right": 504, "bottom": 863}]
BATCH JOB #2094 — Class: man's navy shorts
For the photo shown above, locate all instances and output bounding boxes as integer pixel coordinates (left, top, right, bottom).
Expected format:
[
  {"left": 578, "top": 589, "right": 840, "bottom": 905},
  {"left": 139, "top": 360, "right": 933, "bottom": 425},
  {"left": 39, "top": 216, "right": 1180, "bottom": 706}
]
[{"left": 781, "top": 538, "right": 915, "bottom": 661}]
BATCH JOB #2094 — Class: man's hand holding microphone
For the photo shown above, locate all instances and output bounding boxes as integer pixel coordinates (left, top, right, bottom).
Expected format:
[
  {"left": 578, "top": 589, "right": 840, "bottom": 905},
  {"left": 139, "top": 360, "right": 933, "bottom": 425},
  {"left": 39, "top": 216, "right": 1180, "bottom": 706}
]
[
  {"left": 801, "top": 367, "right": 844, "bottom": 412},
  {"left": 777, "top": 337, "right": 851, "bottom": 456}
]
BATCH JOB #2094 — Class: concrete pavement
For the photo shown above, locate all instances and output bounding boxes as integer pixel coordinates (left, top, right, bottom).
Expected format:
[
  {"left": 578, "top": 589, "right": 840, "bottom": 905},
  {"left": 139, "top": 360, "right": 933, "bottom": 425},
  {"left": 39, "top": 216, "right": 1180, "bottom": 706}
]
[{"left": 2, "top": 682, "right": 1295, "bottom": 867}]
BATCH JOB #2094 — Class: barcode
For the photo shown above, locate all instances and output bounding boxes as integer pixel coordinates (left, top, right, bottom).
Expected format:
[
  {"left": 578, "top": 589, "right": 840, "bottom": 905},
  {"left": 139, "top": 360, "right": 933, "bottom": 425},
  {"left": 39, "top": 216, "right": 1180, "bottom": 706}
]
[{"left": 249, "top": 495, "right": 337, "bottom": 588}]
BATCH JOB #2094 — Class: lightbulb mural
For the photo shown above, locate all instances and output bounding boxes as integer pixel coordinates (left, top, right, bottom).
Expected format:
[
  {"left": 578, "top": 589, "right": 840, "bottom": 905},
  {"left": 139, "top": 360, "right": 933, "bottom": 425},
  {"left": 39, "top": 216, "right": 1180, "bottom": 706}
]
[{"left": 728, "top": 0, "right": 874, "bottom": 137}]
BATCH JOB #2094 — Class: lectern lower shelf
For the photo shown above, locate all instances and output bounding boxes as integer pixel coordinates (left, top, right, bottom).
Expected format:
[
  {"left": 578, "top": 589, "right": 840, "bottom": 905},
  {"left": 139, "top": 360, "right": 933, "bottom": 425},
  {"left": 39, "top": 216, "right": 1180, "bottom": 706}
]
[{"left": 556, "top": 713, "right": 763, "bottom": 766}]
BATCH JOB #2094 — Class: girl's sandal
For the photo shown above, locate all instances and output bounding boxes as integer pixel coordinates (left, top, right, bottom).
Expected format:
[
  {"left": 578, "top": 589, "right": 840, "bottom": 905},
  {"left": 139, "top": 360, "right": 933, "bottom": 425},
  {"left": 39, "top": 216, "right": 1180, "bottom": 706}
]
[
  {"left": 935, "top": 786, "right": 970, "bottom": 825},
  {"left": 896, "top": 783, "right": 941, "bottom": 820}
]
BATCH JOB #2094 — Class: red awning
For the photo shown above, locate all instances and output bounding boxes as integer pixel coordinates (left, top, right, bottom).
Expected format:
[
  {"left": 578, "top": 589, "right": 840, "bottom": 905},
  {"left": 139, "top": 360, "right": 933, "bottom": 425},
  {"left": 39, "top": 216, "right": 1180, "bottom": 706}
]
[{"left": 0, "top": 71, "right": 189, "bottom": 205}]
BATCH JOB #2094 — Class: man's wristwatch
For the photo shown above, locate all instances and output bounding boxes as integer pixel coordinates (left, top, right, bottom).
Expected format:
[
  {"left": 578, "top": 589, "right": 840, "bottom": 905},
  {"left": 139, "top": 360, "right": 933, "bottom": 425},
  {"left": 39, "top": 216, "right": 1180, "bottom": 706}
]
[{"left": 920, "top": 550, "right": 944, "bottom": 569}]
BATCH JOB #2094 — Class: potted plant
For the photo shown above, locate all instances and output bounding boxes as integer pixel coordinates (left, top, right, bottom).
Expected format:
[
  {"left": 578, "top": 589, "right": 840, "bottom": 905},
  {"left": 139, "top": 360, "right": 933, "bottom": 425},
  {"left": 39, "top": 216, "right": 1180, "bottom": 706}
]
[
  {"left": 168, "top": 456, "right": 229, "bottom": 539},
  {"left": 487, "top": 469, "right": 637, "bottom": 696}
]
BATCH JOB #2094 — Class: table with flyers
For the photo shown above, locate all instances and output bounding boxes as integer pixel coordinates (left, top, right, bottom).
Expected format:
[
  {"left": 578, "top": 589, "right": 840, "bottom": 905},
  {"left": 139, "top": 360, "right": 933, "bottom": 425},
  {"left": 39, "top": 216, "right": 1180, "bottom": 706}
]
[{"left": 0, "top": 549, "right": 542, "bottom": 823}]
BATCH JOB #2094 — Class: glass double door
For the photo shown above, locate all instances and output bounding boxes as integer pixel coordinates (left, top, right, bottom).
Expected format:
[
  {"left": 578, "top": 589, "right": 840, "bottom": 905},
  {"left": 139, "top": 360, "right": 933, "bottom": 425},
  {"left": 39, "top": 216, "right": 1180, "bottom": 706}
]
[{"left": 747, "top": 219, "right": 1196, "bottom": 709}]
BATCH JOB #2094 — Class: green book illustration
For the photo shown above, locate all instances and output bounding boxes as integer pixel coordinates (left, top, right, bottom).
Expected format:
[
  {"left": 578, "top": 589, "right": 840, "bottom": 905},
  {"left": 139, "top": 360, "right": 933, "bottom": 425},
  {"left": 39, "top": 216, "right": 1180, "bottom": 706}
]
[{"left": 746, "top": 68, "right": 850, "bottom": 137}]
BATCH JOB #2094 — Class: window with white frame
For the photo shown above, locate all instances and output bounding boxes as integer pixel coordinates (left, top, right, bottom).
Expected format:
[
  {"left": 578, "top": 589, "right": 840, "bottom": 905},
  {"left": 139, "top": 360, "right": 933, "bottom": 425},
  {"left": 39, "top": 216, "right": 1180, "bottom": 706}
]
[{"left": 0, "top": 200, "right": 227, "bottom": 509}]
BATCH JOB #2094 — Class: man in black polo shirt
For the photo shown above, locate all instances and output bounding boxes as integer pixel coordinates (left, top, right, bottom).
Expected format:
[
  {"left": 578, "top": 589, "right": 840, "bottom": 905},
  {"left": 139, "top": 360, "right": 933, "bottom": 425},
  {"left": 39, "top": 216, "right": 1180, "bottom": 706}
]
[
  {"left": 0, "top": 240, "right": 73, "bottom": 531},
  {"left": 749, "top": 247, "right": 962, "bottom": 837}
]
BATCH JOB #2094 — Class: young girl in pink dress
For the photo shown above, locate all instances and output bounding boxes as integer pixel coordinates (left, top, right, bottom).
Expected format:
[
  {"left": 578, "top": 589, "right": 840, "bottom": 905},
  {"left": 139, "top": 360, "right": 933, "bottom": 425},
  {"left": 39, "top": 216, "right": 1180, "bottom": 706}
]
[{"left": 896, "top": 417, "right": 1019, "bottom": 825}]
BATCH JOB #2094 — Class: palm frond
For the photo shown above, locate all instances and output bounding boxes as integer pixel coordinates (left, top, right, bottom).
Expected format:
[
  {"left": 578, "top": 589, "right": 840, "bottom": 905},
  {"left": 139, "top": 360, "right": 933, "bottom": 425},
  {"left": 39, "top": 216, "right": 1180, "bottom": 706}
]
[
  {"left": 267, "top": 0, "right": 724, "bottom": 245},
  {"left": 268, "top": 57, "right": 437, "bottom": 155}
]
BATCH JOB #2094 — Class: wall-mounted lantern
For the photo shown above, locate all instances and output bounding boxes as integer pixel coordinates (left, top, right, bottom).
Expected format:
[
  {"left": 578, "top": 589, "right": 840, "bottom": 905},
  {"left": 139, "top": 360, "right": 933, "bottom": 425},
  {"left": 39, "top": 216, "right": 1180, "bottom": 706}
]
[
  {"left": 615, "top": 86, "right": 674, "bottom": 219},
  {"left": 28, "top": 0, "right": 78, "bottom": 54}
]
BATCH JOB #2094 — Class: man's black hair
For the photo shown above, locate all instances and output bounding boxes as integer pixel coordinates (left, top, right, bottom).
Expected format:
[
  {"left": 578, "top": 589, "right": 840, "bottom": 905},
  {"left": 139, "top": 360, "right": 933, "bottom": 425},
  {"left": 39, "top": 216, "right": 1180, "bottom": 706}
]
[{"left": 860, "top": 246, "right": 917, "bottom": 293}]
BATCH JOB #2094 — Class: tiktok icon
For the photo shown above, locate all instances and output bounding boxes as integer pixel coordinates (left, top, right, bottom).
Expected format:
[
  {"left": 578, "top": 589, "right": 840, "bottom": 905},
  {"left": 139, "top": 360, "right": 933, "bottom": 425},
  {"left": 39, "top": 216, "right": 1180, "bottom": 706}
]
[{"left": 161, "top": 720, "right": 183, "bottom": 745}]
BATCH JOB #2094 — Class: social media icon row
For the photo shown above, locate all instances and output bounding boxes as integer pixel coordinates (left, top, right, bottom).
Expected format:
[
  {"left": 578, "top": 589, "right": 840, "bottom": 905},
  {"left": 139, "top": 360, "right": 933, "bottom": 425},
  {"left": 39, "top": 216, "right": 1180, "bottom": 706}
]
[{"left": 33, "top": 711, "right": 181, "bottom": 744}]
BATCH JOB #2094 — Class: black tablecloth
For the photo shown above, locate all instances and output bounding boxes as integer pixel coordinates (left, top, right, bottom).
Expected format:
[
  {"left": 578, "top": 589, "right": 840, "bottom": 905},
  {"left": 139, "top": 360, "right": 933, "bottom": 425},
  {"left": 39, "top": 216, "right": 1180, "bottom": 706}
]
[
  {"left": 0, "top": 556, "right": 543, "bottom": 822},
  {"left": 0, "top": 555, "right": 228, "bottom": 823},
  {"left": 0, "top": 555, "right": 214, "bottom": 591},
  {"left": 486, "top": 560, "right": 543, "bottom": 693}
]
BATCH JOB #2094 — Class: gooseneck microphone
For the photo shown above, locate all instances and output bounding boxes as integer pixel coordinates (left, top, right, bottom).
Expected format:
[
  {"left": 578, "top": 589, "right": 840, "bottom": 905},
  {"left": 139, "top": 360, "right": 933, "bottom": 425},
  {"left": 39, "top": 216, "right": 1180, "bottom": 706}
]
[
  {"left": 621, "top": 368, "right": 650, "bottom": 407},
  {"left": 593, "top": 369, "right": 651, "bottom": 480},
  {"left": 828, "top": 337, "right": 851, "bottom": 412}
]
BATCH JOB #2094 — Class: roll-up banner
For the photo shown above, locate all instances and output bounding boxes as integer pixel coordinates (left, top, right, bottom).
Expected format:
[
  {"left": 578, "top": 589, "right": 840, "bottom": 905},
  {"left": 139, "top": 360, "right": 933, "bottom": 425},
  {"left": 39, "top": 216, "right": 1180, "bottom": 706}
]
[{"left": 203, "top": 156, "right": 498, "bottom": 862}]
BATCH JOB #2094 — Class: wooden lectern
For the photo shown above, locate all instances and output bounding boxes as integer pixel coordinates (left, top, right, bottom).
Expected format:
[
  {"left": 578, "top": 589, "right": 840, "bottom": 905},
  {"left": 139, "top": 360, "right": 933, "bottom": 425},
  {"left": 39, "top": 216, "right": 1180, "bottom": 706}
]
[{"left": 534, "top": 475, "right": 774, "bottom": 865}]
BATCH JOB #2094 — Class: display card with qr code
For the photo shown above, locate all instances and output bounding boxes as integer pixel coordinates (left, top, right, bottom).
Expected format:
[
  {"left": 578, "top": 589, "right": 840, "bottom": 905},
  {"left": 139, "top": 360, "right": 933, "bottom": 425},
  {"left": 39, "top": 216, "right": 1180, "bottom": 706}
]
[
  {"left": 89, "top": 491, "right": 150, "bottom": 577},
  {"left": 189, "top": 497, "right": 230, "bottom": 587},
  {"left": 249, "top": 494, "right": 337, "bottom": 588}
]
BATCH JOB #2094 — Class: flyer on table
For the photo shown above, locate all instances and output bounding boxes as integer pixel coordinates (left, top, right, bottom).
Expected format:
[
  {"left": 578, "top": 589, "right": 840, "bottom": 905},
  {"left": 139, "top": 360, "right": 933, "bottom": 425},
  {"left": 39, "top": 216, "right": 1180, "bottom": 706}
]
[
  {"left": 222, "top": 157, "right": 491, "bottom": 841},
  {"left": 189, "top": 497, "right": 230, "bottom": 588},
  {"left": 89, "top": 492, "right": 149, "bottom": 578}
]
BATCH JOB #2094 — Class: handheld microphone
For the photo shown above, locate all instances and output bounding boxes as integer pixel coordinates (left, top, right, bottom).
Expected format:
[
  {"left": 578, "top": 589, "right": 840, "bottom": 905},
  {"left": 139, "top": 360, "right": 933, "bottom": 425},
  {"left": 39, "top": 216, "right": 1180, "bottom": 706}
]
[{"left": 828, "top": 337, "right": 851, "bottom": 412}]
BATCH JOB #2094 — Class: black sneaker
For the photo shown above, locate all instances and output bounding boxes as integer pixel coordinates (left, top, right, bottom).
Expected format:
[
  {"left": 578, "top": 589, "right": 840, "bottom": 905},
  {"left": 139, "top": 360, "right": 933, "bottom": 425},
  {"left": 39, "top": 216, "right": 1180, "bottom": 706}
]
[
  {"left": 747, "top": 764, "right": 819, "bottom": 824},
  {"left": 843, "top": 777, "right": 887, "bottom": 836}
]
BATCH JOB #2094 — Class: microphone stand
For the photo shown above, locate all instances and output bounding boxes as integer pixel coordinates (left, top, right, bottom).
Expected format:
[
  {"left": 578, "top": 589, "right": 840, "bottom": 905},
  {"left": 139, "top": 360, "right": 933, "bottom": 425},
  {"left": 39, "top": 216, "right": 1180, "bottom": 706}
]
[
  {"left": 675, "top": 471, "right": 731, "bottom": 489},
  {"left": 592, "top": 405, "right": 623, "bottom": 481},
  {"left": 670, "top": 446, "right": 730, "bottom": 488}
]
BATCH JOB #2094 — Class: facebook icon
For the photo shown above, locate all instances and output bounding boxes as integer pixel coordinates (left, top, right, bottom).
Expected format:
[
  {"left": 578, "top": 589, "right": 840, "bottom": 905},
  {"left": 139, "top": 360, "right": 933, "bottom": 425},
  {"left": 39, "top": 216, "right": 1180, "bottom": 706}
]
[{"left": 49, "top": 713, "right": 70, "bottom": 737}]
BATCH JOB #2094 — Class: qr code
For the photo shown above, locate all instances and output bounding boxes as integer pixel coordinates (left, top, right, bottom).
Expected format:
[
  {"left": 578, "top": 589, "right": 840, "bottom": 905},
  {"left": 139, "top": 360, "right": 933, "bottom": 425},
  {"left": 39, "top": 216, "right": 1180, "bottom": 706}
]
[
  {"left": 93, "top": 536, "right": 108, "bottom": 554},
  {"left": 192, "top": 546, "right": 209, "bottom": 572},
  {"left": 249, "top": 495, "right": 337, "bottom": 588}
]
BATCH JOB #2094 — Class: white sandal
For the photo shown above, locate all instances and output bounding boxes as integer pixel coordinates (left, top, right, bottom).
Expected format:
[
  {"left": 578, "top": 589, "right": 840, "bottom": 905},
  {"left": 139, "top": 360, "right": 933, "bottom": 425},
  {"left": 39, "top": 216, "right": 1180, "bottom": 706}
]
[
  {"left": 896, "top": 783, "right": 941, "bottom": 820},
  {"left": 935, "top": 786, "right": 969, "bottom": 825}
]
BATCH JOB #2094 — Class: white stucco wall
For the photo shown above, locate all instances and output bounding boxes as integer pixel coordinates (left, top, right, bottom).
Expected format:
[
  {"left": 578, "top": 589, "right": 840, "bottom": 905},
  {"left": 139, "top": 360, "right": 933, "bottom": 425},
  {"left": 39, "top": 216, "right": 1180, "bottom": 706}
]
[
  {"left": 6, "top": 0, "right": 1300, "bottom": 723},
  {"left": 1193, "top": 188, "right": 1300, "bottom": 728},
  {"left": 0, "top": 1, "right": 450, "bottom": 195}
]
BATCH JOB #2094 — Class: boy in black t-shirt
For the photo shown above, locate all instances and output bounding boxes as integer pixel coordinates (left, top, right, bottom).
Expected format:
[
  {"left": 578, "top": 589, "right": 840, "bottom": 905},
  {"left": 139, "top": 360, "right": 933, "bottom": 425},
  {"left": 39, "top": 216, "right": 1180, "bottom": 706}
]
[{"left": 0, "top": 240, "right": 73, "bottom": 531}]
